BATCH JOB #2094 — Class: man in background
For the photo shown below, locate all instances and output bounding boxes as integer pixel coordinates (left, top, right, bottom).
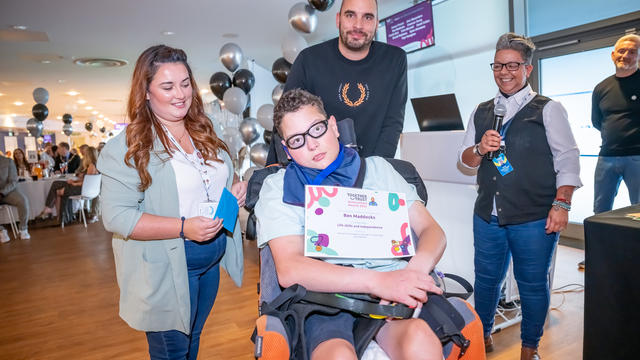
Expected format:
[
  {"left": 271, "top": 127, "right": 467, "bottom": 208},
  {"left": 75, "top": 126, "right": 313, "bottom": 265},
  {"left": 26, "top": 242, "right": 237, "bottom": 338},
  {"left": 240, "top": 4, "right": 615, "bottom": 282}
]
[
  {"left": 56, "top": 142, "right": 80, "bottom": 174},
  {"left": 266, "top": 0, "right": 408, "bottom": 164},
  {"left": 0, "top": 155, "right": 31, "bottom": 241}
]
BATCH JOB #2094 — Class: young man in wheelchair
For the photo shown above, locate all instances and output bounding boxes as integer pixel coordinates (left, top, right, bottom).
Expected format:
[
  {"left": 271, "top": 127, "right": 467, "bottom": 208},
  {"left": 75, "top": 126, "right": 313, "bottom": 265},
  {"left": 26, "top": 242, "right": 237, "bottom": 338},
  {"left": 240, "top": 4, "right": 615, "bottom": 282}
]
[{"left": 254, "top": 89, "right": 447, "bottom": 360}]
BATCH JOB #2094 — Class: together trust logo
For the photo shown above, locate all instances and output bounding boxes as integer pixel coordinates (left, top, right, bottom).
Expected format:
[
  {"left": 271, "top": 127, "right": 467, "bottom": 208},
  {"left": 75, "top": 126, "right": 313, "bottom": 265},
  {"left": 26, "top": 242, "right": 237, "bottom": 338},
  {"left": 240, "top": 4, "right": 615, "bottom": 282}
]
[{"left": 338, "top": 82, "right": 369, "bottom": 107}]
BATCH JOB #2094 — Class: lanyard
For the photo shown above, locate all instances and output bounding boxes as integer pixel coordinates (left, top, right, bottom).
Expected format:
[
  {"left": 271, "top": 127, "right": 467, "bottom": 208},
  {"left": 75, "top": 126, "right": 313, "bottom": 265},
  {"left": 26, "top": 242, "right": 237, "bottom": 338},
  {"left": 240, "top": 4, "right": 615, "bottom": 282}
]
[
  {"left": 497, "top": 92, "right": 534, "bottom": 140},
  {"left": 161, "top": 124, "right": 214, "bottom": 202},
  {"left": 297, "top": 144, "right": 345, "bottom": 185}
]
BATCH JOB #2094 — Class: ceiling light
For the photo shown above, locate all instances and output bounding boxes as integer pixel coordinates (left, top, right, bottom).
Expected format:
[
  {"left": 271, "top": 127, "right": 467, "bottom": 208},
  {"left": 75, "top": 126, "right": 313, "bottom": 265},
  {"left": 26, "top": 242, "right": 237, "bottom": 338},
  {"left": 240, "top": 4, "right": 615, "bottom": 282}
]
[
  {"left": 40, "top": 60, "right": 51, "bottom": 64},
  {"left": 200, "top": 89, "right": 210, "bottom": 94},
  {"left": 13, "top": 101, "right": 23, "bottom": 106},
  {"left": 66, "top": 90, "right": 79, "bottom": 96},
  {"left": 73, "top": 58, "right": 128, "bottom": 68},
  {"left": 85, "top": 106, "right": 93, "bottom": 110},
  {"left": 162, "top": 31, "right": 175, "bottom": 36},
  {"left": 0, "top": 93, "right": 4, "bottom": 96},
  {"left": 91, "top": 110, "right": 98, "bottom": 115},
  {"left": 76, "top": 99, "right": 87, "bottom": 104},
  {"left": 222, "top": 33, "right": 239, "bottom": 39},
  {"left": 56, "top": 115, "right": 62, "bottom": 120},
  {"left": 98, "top": 114, "right": 104, "bottom": 118},
  {"left": 12, "top": 25, "right": 27, "bottom": 31},
  {"left": 58, "top": 79, "right": 65, "bottom": 83}
]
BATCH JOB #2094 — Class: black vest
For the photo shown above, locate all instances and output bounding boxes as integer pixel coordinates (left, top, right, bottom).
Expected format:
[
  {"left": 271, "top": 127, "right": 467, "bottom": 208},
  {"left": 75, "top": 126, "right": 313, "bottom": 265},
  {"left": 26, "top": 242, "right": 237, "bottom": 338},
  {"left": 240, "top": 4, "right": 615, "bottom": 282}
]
[{"left": 473, "top": 95, "right": 556, "bottom": 225}]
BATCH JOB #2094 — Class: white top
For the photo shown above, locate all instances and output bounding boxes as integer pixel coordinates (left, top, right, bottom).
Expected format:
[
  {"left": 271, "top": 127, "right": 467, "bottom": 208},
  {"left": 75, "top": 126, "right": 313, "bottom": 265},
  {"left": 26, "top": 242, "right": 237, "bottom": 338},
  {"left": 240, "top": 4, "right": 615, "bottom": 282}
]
[{"left": 171, "top": 150, "right": 228, "bottom": 220}]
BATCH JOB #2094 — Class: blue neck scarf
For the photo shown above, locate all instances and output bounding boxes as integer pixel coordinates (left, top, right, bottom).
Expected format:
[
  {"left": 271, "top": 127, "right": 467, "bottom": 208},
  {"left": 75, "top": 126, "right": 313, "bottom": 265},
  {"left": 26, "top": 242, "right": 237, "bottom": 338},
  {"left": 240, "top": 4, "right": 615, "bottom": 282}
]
[{"left": 283, "top": 144, "right": 361, "bottom": 207}]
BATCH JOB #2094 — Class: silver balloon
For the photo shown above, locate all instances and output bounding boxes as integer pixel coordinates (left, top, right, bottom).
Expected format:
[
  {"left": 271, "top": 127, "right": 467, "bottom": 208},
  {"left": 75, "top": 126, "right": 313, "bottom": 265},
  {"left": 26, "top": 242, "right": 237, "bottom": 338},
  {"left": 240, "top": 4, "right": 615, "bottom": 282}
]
[
  {"left": 288, "top": 2, "right": 318, "bottom": 34},
  {"left": 32, "top": 87, "right": 49, "bottom": 105},
  {"left": 62, "top": 123, "right": 73, "bottom": 136},
  {"left": 257, "top": 104, "right": 275, "bottom": 129},
  {"left": 26, "top": 118, "right": 43, "bottom": 137},
  {"left": 222, "top": 126, "right": 244, "bottom": 159},
  {"left": 239, "top": 117, "right": 260, "bottom": 145},
  {"left": 272, "top": 84, "right": 284, "bottom": 105},
  {"left": 243, "top": 166, "right": 260, "bottom": 182},
  {"left": 250, "top": 143, "right": 269, "bottom": 167},
  {"left": 219, "top": 43, "right": 244, "bottom": 73},
  {"left": 222, "top": 87, "right": 248, "bottom": 115},
  {"left": 282, "top": 30, "right": 308, "bottom": 64}
]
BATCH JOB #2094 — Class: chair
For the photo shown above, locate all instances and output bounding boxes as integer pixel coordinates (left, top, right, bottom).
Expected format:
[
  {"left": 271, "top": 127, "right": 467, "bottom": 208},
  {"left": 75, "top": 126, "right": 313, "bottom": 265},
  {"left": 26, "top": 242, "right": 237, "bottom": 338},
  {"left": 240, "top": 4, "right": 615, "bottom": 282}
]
[
  {"left": 0, "top": 204, "right": 18, "bottom": 239},
  {"left": 64, "top": 174, "right": 101, "bottom": 228}
]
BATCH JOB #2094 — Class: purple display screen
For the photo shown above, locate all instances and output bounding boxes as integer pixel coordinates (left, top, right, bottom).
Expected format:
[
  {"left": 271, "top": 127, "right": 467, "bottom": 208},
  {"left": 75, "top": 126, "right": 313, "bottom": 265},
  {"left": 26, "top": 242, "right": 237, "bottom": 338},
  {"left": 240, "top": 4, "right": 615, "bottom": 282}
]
[{"left": 377, "top": 1, "right": 434, "bottom": 53}]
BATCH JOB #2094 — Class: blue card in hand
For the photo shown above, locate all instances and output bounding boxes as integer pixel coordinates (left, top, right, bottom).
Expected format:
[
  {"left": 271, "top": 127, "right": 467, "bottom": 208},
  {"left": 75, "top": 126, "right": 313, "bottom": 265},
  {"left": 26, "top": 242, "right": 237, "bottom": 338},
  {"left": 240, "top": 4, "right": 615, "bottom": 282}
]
[{"left": 214, "top": 187, "right": 239, "bottom": 232}]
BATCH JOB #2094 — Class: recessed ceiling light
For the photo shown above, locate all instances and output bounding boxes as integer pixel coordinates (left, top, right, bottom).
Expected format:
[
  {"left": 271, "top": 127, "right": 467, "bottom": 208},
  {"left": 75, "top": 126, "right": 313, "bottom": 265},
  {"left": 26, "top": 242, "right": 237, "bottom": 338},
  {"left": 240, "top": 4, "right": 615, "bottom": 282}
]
[
  {"left": 91, "top": 110, "right": 98, "bottom": 115},
  {"left": 85, "top": 106, "right": 93, "bottom": 110},
  {"left": 98, "top": 114, "right": 104, "bottom": 118},
  {"left": 40, "top": 60, "right": 51, "bottom": 64},
  {"left": 200, "top": 89, "right": 210, "bottom": 94},
  {"left": 162, "top": 31, "right": 175, "bottom": 36},
  {"left": 73, "top": 58, "right": 127, "bottom": 68},
  {"left": 77, "top": 99, "right": 87, "bottom": 104},
  {"left": 56, "top": 115, "right": 62, "bottom": 120},
  {"left": 222, "top": 33, "right": 239, "bottom": 39},
  {"left": 58, "top": 79, "right": 66, "bottom": 83},
  {"left": 12, "top": 25, "right": 27, "bottom": 31},
  {"left": 13, "top": 101, "right": 23, "bottom": 106},
  {"left": 66, "top": 90, "right": 79, "bottom": 96},
  {"left": 0, "top": 93, "right": 4, "bottom": 96}
]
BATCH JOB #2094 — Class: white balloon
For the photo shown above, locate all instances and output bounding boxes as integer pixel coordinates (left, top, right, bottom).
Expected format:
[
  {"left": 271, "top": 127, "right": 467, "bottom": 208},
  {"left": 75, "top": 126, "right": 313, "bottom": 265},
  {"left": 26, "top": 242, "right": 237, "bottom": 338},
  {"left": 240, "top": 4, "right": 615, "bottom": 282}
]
[
  {"left": 257, "top": 104, "right": 275, "bottom": 129},
  {"left": 281, "top": 30, "right": 308, "bottom": 64},
  {"left": 222, "top": 126, "right": 244, "bottom": 158},
  {"left": 222, "top": 87, "right": 248, "bottom": 115}
]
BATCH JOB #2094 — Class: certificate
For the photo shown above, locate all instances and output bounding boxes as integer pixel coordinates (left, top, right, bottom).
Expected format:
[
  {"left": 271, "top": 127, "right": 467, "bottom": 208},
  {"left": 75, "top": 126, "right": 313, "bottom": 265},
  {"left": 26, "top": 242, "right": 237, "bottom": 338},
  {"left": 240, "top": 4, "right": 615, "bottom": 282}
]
[{"left": 304, "top": 185, "right": 415, "bottom": 259}]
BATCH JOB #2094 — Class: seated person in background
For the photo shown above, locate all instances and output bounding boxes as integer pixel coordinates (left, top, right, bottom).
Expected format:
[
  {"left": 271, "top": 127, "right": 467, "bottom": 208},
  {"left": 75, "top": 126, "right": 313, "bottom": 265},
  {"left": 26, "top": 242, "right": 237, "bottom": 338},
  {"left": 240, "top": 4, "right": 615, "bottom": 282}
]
[
  {"left": 0, "top": 155, "right": 30, "bottom": 240},
  {"left": 254, "top": 89, "right": 447, "bottom": 360},
  {"left": 39, "top": 146, "right": 99, "bottom": 220},
  {"left": 56, "top": 142, "right": 80, "bottom": 174},
  {"left": 39, "top": 142, "right": 56, "bottom": 170},
  {"left": 13, "top": 148, "right": 31, "bottom": 178}
]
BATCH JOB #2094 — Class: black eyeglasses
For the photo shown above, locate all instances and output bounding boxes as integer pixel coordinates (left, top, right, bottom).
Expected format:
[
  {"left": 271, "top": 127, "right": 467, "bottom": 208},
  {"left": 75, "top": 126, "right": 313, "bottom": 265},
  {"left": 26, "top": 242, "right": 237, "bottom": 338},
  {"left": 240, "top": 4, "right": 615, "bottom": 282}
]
[
  {"left": 284, "top": 119, "right": 329, "bottom": 149},
  {"left": 490, "top": 62, "right": 527, "bottom": 71}
]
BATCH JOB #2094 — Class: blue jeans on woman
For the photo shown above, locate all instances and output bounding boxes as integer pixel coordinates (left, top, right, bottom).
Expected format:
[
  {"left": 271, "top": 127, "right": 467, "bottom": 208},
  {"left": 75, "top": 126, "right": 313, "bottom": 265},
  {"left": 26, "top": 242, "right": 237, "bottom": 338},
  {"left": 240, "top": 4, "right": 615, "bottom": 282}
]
[
  {"left": 146, "top": 233, "right": 227, "bottom": 360},
  {"left": 594, "top": 155, "right": 640, "bottom": 214},
  {"left": 473, "top": 215, "right": 558, "bottom": 349}
]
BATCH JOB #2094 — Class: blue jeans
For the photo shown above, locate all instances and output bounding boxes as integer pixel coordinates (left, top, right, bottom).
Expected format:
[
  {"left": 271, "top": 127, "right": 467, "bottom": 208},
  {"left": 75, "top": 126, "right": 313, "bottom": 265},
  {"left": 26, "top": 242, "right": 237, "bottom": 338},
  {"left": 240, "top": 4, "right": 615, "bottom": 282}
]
[
  {"left": 594, "top": 155, "right": 640, "bottom": 214},
  {"left": 146, "top": 233, "right": 227, "bottom": 360},
  {"left": 473, "top": 215, "right": 558, "bottom": 349}
]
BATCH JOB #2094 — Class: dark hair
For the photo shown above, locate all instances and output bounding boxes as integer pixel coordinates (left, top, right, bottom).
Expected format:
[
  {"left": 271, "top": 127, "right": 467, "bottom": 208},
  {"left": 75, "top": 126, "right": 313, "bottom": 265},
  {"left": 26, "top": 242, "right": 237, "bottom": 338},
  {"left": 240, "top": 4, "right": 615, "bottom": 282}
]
[
  {"left": 13, "top": 148, "right": 30, "bottom": 170},
  {"left": 125, "top": 44, "right": 228, "bottom": 191},
  {"left": 58, "top": 142, "right": 70, "bottom": 150},
  {"left": 273, "top": 88, "right": 327, "bottom": 137},
  {"left": 496, "top": 32, "right": 536, "bottom": 64},
  {"left": 51, "top": 145, "right": 58, "bottom": 153}
]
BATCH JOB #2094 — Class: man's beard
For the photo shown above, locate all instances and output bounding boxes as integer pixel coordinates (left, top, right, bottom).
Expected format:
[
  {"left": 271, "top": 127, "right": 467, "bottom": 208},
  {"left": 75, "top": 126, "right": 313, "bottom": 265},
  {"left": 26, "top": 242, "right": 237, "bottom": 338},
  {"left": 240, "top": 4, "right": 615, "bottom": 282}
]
[{"left": 339, "top": 28, "right": 374, "bottom": 52}]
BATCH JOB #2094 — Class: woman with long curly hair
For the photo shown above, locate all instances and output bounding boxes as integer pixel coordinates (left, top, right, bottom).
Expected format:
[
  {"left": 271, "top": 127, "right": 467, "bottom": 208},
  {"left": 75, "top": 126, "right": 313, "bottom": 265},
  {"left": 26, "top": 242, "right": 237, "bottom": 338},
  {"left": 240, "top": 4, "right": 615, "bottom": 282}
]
[{"left": 97, "top": 45, "right": 247, "bottom": 359}]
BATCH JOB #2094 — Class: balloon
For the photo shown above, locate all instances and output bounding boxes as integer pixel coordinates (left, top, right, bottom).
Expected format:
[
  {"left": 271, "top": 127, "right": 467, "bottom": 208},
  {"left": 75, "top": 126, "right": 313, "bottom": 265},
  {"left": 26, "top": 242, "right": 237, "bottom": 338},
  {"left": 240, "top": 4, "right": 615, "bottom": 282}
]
[
  {"left": 222, "top": 87, "right": 248, "bottom": 115},
  {"left": 232, "top": 69, "right": 255, "bottom": 94},
  {"left": 243, "top": 166, "right": 260, "bottom": 182},
  {"left": 272, "top": 84, "right": 284, "bottom": 105},
  {"left": 282, "top": 30, "right": 307, "bottom": 64},
  {"left": 250, "top": 143, "right": 269, "bottom": 167},
  {"left": 209, "top": 72, "right": 232, "bottom": 100},
  {"left": 272, "top": 57, "right": 292, "bottom": 84},
  {"left": 62, "top": 124, "right": 73, "bottom": 136},
  {"left": 99, "top": 127, "right": 106, "bottom": 133},
  {"left": 308, "top": 0, "right": 334, "bottom": 11},
  {"left": 32, "top": 87, "right": 49, "bottom": 105},
  {"left": 26, "top": 118, "right": 43, "bottom": 137},
  {"left": 62, "top": 113, "right": 73, "bottom": 124},
  {"left": 257, "top": 104, "right": 274, "bottom": 129},
  {"left": 263, "top": 129, "right": 273, "bottom": 145},
  {"left": 239, "top": 117, "right": 260, "bottom": 145},
  {"left": 288, "top": 2, "right": 318, "bottom": 33},
  {"left": 219, "top": 43, "right": 244, "bottom": 73},
  {"left": 222, "top": 126, "right": 244, "bottom": 158},
  {"left": 32, "top": 103, "right": 48, "bottom": 121},
  {"left": 85, "top": 122, "right": 93, "bottom": 131}
]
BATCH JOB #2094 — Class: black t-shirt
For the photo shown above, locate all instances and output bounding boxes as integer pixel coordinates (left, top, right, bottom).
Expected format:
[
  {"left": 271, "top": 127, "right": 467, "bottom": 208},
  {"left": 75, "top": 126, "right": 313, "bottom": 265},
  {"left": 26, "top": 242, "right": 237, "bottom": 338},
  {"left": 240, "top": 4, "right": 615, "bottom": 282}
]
[
  {"left": 267, "top": 38, "right": 407, "bottom": 164},
  {"left": 591, "top": 69, "right": 640, "bottom": 156}
]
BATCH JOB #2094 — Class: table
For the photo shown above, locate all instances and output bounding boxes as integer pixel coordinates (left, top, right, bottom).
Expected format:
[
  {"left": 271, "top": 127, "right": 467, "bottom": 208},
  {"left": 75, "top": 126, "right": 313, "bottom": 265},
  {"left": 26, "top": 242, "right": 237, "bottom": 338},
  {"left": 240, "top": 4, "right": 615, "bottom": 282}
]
[
  {"left": 0, "top": 176, "right": 73, "bottom": 224},
  {"left": 583, "top": 204, "right": 640, "bottom": 360}
]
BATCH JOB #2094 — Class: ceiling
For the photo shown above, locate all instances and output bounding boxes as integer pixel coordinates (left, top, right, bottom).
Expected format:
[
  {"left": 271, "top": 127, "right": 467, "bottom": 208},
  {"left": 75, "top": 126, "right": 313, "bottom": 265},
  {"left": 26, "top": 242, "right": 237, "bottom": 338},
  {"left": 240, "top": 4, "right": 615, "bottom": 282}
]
[{"left": 0, "top": 0, "right": 410, "bottom": 131}]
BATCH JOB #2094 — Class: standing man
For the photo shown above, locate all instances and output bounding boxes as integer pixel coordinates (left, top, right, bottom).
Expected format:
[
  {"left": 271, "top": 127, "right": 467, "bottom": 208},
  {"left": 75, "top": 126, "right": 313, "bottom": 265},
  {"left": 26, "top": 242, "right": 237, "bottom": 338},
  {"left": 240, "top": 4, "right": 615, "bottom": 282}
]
[
  {"left": 266, "top": 0, "right": 408, "bottom": 164},
  {"left": 458, "top": 33, "right": 581, "bottom": 360},
  {"left": 591, "top": 34, "right": 640, "bottom": 214},
  {"left": 0, "top": 155, "right": 31, "bottom": 241}
]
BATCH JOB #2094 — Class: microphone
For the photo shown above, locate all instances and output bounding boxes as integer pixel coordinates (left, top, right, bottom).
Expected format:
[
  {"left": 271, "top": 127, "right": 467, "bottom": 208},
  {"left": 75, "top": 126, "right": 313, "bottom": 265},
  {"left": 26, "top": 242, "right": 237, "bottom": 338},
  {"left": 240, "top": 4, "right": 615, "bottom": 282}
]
[{"left": 487, "top": 103, "right": 507, "bottom": 160}]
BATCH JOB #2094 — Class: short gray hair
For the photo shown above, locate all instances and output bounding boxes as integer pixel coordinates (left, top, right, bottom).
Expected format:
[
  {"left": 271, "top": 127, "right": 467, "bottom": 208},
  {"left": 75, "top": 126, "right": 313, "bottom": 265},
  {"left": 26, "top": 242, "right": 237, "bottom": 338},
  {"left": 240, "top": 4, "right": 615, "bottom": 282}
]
[
  {"left": 614, "top": 34, "right": 640, "bottom": 49},
  {"left": 496, "top": 32, "right": 536, "bottom": 64}
]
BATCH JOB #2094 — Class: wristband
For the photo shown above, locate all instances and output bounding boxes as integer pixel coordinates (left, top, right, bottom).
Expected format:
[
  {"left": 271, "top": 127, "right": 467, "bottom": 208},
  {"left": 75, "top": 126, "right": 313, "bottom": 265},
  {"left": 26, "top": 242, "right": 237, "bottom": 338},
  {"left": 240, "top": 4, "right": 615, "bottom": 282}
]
[
  {"left": 180, "top": 216, "right": 186, "bottom": 240},
  {"left": 552, "top": 200, "right": 571, "bottom": 211},
  {"left": 555, "top": 197, "right": 571, "bottom": 205},
  {"left": 473, "top": 143, "right": 485, "bottom": 157}
]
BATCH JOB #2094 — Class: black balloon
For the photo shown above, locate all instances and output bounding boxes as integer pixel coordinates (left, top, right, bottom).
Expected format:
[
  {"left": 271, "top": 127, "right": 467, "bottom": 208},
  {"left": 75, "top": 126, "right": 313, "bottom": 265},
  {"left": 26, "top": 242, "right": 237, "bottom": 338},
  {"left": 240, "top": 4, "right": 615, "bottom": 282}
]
[
  {"left": 232, "top": 69, "right": 255, "bottom": 94},
  {"left": 263, "top": 129, "right": 273, "bottom": 145},
  {"left": 85, "top": 122, "right": 93, "bottom": 131},
  {"left": 272, "top": 57, "right": 292, "bottom": 84},
  {"left": 99, "top": 127, "right": 106, "bottom": 133},
  {"left": 32, "top": 103, "right": 48, "bottom": 121},
  {"left": 62, "top": 113, "right": 73, "bottom": 124},
  {"left": 308, "top": 0, "right": 334, "bottom": 11},
  {"left": 243, "top": 93, "right": 251, "bottom": 119},
  {"left": 209, "top": 72, "right": 232, "bottom": 100}
]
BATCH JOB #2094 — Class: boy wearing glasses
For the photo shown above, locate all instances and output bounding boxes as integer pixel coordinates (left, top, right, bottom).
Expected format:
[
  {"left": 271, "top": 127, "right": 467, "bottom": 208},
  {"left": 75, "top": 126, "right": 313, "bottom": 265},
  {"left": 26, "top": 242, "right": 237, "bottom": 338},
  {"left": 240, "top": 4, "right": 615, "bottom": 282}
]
[
  {"left": 254, "top": 88, "right": 446, "bottom": 360},
  {"left": 457, "top": 32, "right": 582, "bottom": 360}
]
